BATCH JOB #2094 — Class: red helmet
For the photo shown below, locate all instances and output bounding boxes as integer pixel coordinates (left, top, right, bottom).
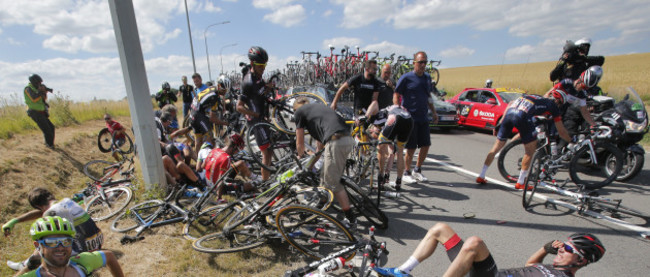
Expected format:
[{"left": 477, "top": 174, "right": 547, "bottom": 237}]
[
  {"left": 551, "top": 89, "right": 567, "bottom": 105},
  {"left": 229, "top": 133, "right": 245, "bottom": 150}
]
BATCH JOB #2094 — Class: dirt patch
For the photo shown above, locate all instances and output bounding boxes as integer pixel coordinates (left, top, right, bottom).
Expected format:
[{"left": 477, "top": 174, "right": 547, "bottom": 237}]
[{"left": 0, "top": 116, "right": 308, "bottom": 276}]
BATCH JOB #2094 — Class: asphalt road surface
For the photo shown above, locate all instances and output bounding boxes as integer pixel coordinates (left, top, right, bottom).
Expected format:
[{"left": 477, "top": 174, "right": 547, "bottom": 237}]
[{"left": 366, "top": 128, "right": 650, "bottom": 276}]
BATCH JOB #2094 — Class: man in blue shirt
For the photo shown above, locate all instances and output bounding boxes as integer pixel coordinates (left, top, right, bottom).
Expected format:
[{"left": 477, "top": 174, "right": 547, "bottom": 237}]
[
  {"left": 394, "top": 51, "right": 438, "bottom": 184},
  {"left": 192, "top": 73, "right": 208, "bottom": 98}
]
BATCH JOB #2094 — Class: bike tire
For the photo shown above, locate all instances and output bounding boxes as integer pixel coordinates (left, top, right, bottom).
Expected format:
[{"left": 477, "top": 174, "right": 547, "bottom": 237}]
[
  {"left": 522, "top": 151, "right": 544, "bottom": 209},
  {"left": 182, "top": 204, "right": 230, "bottom": 241},
  {"left": 428, "top": 67, "right": 440, "bottom": 84},
  {"left": 342, "top": 176, "right": 389, "bottom": 229},
  {"left": 191, "top": 201, "right": 266, "bottom": 254},
  {"left": 97, "top": 128, "right": 112, "bottom": 153},
  {"left": 83, "top": 160, "right": 119, "bottom": 183},
  {"left": 497, "top": 138, "right": 524, "bottom": 183},
  {"left": 110, "top": 200, "right": 164, "bottom": 233},
  {"left": 271, "top": 92, "right": 326, "bottom": 135},
  {"left": 112, "top": 131, "right": 134, "bottom": 154},
  {"left": 85, "top": 186, "right": 133, "bottom": 221},
  {"left": 275, "top": 205, "right": 356, "bottom": 260},
  {"left": 569, "top": 143, "right": 623, "bottom": 190},
  {"left": 245, "top": 122, "right": 295, "bottom": 172},
  {"left": 606, "top": 151, "right": 644, "bottom": 182},
  {"left": 594, "top": 200, "right": 650, "bottom": 220}
]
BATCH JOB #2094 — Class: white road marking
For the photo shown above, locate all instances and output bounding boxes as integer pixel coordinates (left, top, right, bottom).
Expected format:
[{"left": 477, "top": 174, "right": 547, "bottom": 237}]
[{"left": 425, "top": 157, "right": 650, "bottom": 236}]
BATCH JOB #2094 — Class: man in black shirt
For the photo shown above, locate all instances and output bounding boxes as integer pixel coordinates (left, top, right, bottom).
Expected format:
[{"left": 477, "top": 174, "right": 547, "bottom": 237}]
[
  {"left": 377, "top": 63, "right": 395, "bottom": 110},
  {"left": 236, "top": 46, "right": 273, "bottom": 180},
  {"left": 294, "top": 98, "right": 356, "bottom": 225},
  {"left": 375, "top": 222, "right": 605, "bottom": 277},
  {"left": 331, "top": 59, "right": 381, "bottom": 115},
  {"left": 178, "top": 75, "right": 194, "bottom": 120}
]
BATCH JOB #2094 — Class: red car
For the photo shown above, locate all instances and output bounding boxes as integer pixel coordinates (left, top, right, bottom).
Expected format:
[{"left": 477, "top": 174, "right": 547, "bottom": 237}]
[{"left": 448, "top": 87, "right": 526, "bottom": 130}]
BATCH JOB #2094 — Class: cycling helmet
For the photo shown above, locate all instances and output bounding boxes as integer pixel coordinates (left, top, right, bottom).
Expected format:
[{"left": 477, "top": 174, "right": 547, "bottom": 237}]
[
  {"left": 248, "top": 46, "right": 269, "bottom": 63},
  {"left": 30, "top": 216, "right": 76, "bottom": 241},
  {"left": 566, "top": 233, "right": 605, "bottom": 264},
  {"left": 229, "top": 133, "right": 245, "bottom": 150},
  {"left": 162, "top": 82, "right": 170, "bottom": 90},
  {"left": 206, "top": 81, "right": 213, "bottom": 87},
  {"left": 485, "top": 79, "right": 493, "bottom": 88},
  {"left": 29, "top": 74, "right": 43, "bottom": 86},
  {"left": 580, "top": 66, "right": 603, "bottom": 88},
  {"left": 551, "top": 89, "right": 567, "bottom": 105},
  {"left": 575, "top": 38, "right": 592, "bottom": 55},
  {"left": 218, "top": 75, "right": 232, "bottom": 92},
  {"left": 165, "top": 144, "right": 184, "bottom": 162}
]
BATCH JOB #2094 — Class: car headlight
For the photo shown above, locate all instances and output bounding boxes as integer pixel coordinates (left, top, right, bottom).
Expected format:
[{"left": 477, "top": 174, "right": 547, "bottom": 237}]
[{"left": 624, "top": 119, "right": 647, "bottom": 133}]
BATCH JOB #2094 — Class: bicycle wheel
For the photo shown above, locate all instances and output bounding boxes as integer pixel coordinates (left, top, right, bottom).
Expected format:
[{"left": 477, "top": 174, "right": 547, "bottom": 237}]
[
  {"left": 605, "top": 150, "right": 644, "bottom": 182},
  {"left": 522, "top": 151, "right": 545, "bottom": 209},
  {"left": 271, "top": 92, "right": 326, "bottom": 135},
  {"left": 245, "top": 122, "right": 295, "bottom": 172},
  {"left": 97, "top": 128, "right": 112, "bottom": 153},
  {"left": 85, "top": 187, "right": 133, "bottom": 221},
  {"left": 84, "top": 160, "right": 119, "bottom": 182},
  {"left": 497, "top": 138, "right": 524, "bottom": 183},
  {"left": 569, "top": 143, "right": 623, "bottom": 190},
  {"left": 594, "top": 200, "right": 650, "bottom": 221},
  {"left": 342, "top": 177, "right": 388, "bottom": 229},
  {"left": 111, "top": 200, "right": 164, "bottom": 233},
  {"left": 275, "top": 205, "right": 356, "bottom": 260},
  {"left": 112, "top": 131, "right": 134, "bottom": 154},
  {"left": 182, "top": 204, "right": 230, "bottom": 241},
  {"left": 428, "top": 67, "right": 440, "bottom": 84},
  {"left": 192, "top": 202, "right": 266, "bottom": 254},
  {"left": 265, "top": 185, "right": 335, "bottom": 227}
]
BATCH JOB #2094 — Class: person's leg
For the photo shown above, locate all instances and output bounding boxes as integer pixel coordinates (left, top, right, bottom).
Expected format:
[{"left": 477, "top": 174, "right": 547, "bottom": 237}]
[
  {"left": 44, "top": 117, "right": 55, "bottom": 147},
  {"left": 176, "top": 162, "right": 199, "bottom": 182},
  {"left": 28, "top": 111, "right": 54, "bottom": 147},
  {"left": 442, "top": 236, "right": 493, "bottom": 277},
  {"left": 404, "top": 148, "right": 416, "bottom": 173},
  {"left": 323, "top": 137, "right": 354, "bottom": 220},
  {"left": 378, "top": 144, "right": 388, "bottom": 181},
  {"left": 415, "top": 146, "right": 429, "bottom": 169},
  {"left": 261, "top": 148, "right": 271, "bottom": 180},
  {"left": 477, "top": 139, "right": 507, "bottom": 182},
  {"left": 514, "top": 140, "right": 538, "bottom": 188},
  {"left": 414, "top": 122, "right": 431, "bottom": 171}
]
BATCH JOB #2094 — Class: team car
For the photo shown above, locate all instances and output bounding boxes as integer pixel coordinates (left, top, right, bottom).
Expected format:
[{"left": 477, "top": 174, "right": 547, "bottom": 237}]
[
  {"left": 447, "top": 87, "right": 525, "bottom": 130},
  {"left": 428, "top": 91, "right": 459, "bottom": 131}
]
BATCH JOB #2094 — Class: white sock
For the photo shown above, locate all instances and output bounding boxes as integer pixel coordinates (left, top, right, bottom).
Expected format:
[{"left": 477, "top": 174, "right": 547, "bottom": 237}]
[
  {"left": 398, "top": 256, "right": 420, "bottom": 274},
  {"left": 479, "top": 165, "right": 489, "bottom": 178},
  {"left": 517, "top": 169, "right": 529, "bottom": 184}
]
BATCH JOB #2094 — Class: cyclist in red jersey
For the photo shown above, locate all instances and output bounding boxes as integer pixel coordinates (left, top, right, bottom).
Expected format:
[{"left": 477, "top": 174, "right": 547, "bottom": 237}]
[{"left": 204, "top": 134, "right": 261, "bottom": 200}]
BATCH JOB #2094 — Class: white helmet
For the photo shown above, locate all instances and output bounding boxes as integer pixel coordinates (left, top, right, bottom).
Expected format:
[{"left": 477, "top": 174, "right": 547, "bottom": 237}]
[
  {"left": 575, "top": 38, "right": 592, "bottom": 55},
  {"left": 217, "top": 75, "right": 231, "bottom": 92},
  {"left": 485, "top": 79, "right": 493, "bottom": 88}
]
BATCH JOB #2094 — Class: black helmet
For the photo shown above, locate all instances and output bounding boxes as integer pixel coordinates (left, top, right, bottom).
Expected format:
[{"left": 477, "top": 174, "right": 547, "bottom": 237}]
[
  {"left": 566, "top": 233, "right": 605, "bottom": 264},
  {"left": 165, "top": 144, "right": 184, "bottom": 163},
  {"left": 162, "top": 82, "right": 170, "bottom": 90},
  {"left": 29, "top": 74, "right": 43, "bottom": 86},
  {"left": 248, "top": 46, "right": 268, "bottom": 63}
]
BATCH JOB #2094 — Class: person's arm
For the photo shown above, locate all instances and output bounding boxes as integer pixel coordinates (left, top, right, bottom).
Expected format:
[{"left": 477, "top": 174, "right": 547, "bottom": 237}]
[
  {"left": 236, "top": 97, "right": 260, "bottom": 118},
  {"left": 296, "top": 128, "right": 305, "bottom": 158},
  {"left": 579, "top": 105, "right": 596, "bottom": 127},
  {"left": 169, "top": 127, "right": 192, "bottom": 140},
  {"left": 554, "top": 120, "right": 572, "bottom": 143},
  {"left": 330, "top": 82, "right": 349, "bottom": 110},
  {"left": 3, "top": 210, "right": 44, "bottom": 236},
  {"left": 209, "top": 110, "right": 228, "bottom": 126},
  {"left": 526, "top": 240, "right": 562, "bottom": 266},
  {"left": 428, "top": 95, "right": 438, "bottom": 124},
  {"left": 103, "top": 250, "right": 125, "bottom": 277}
]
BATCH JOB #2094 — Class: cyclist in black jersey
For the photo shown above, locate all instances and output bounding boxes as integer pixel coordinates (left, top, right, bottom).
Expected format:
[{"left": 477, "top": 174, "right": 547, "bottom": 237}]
[
  {"left": 236, "top": 46, "right": 274, "bottom": 181},
  {"left": 330, "top": 59, "right": 381, "bottom": 115},
  {"left": 374, "top": 222, "right": 605, "bottom": 277}
]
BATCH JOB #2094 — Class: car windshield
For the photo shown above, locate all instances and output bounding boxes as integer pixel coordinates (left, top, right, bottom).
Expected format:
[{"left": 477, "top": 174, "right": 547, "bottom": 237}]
[{"left": 498, "top": 92, "right": 523, "bottom": 103}]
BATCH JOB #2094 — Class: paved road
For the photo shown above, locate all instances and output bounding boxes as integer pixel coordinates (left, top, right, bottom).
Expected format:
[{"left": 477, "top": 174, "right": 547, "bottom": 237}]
[{"left": 368, "top": 128, "right": 650, "bottom": 276}]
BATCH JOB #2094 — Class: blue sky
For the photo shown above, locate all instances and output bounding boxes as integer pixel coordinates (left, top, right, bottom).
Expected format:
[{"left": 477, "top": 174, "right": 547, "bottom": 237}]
[{"left": 1, "top": 0, "right": 649, "bottom": 102}]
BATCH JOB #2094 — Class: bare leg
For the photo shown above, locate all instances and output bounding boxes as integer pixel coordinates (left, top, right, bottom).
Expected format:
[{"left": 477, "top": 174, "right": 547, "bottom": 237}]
[
  {"left": 521, "top": 140, "right": 537, "bottom": 171},
  {"left": 378, "top": 144, "right": 389, "bottom": 175},
  {"left": 443, "top": 236, "right": 492, "bottom": 277},
  {"left": 482, "top": 139, "right": 507, "bottom": 167},
  {"left": 415, "top": 145, "right": 429, "bottom": 168},
  {"left": 411, "top": 223, "right": 458, "bottom": 262},
  {"left": 405, "top": 148, "right": 416, "bottom": 172},
  {"left": 395, "top": 145, "right": 406, "bottom": 177},
  {"left": 261, "top": 148, "right": 271, "bottom": 180},
  {"left": 176, "top": 162, "right": 199, "bottom": 182},
  {"left": 334, "top": 190, "right": 350, "bottom": 211}
]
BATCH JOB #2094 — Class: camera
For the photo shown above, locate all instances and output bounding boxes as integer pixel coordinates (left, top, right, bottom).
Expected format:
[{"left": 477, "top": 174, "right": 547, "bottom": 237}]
[{"left": 42, "top": 84, "right": 53, "bottom": 93}]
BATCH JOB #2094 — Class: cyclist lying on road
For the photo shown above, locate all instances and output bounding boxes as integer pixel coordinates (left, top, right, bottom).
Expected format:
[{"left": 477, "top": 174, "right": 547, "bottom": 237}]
[
  {"left": 19, "top": 216, "right": 124, "bottom": 277},
  {"left": 374, "top": 222, "right": 605, "bottom": 277},
  {"left": 3, "top": 188, "right": 103, "bottom": 274},
  {"left": 204, "top": 133, "right": 261, "bottom": 201}
]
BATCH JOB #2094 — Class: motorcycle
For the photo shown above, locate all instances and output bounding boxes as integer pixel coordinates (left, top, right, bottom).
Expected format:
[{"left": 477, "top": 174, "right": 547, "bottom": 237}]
[{"left": 598, "top": 87, "right": 648, "bottom": 181}]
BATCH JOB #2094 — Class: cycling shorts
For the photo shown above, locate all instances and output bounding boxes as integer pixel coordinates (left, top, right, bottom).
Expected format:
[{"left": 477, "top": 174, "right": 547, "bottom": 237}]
[
  {"left": 497, "top": 110, "right": 535, "bottom": 144},
  {"left": 190, "top": 112, "right": 212, "bottom": 135},
  {"left": 249, "top": 121, "right": 271, "bottom": 151},
  {"left": 379, "top": 114, "right": 414, "bottom": 148}
]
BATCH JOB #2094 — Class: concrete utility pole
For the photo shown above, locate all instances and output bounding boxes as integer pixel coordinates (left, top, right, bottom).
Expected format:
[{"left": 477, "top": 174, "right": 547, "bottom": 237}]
[
  {"left": 220, "top": 43, "right": 238, "bottom": 74},
  {"left": 184, "top": 0, "right": 197, "bottom": 73},
  {"left": 108, "top": 0, "right": 166, "bottom": 190}
]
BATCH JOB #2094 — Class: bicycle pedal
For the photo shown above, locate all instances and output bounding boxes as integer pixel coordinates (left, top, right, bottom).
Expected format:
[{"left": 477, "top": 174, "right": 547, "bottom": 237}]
[{"left": 544, "top": 202, "right": 558, "bottom": 210}]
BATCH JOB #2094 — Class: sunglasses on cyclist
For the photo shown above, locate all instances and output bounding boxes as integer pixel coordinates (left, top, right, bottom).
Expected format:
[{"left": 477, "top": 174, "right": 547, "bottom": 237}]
[
  {"left": 563, "top": 242, "right": 584, "bottom": 258},
  {"left": 38, "top": 237, "right": 74, "bottom": 248},
  {"left": 253, "top": 62, "right": 267, "bottom": 67},
  {"left": 414, "top": 60, "right": 428, "bottom": 64}
]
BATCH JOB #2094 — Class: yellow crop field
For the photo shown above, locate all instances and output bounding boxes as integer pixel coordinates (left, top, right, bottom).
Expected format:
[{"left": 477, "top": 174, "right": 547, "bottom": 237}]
[{"left": 438, "top": 53, "right": 650, "bottom": 99}]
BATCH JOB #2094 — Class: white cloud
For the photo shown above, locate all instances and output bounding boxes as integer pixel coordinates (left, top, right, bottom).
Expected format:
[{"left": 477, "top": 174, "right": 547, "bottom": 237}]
[
  {"left": 322, "top": 9, "right": 333, "bottom": 17},
  {"left": 7, "top": 38, "right": 23, "bottom": 46},
  {"left": 363, "top": 41, "right": 418, "bottom": 58},
  {"left": 202, "top": 1, "right": 223, "bottom": 12},
  {"left": 253, "top": 0, "right": 297, "bottom": 10},
  {"left": 322, "top": 37, "right": 363, "bottom": 51},
  {"left": 263, "top": 5, "right": 307, "bottom": 27},
  {"left": 504, "top": 45, "right": 535, "bottom": 60},
  {"left": 439, "top": 46, "right": 475, "bottom": 58},
  {"left": 332, "top": 0, "right": 400, "bottom": 28}
]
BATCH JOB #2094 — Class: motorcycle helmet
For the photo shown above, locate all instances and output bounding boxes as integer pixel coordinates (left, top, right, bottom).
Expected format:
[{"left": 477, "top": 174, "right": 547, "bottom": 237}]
[
  {"left": 575, "top": 38, "right": 592, "bottom": 55},
  {"left": 162, "top": 82, "right": 171, "bottom": 90}
]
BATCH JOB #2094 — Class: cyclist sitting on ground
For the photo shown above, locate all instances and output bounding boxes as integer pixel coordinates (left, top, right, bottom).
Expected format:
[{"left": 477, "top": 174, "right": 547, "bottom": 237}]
[
  {"left": 20, "top": 216, "right": 124, "bottom": 277},
  {"left": 188, "top": 78, "right": 229, "bottom": 160},
  {"left": 237, "top": 46, "right": 274, "bottom": 181},
  {"left": 365, "top": 103, "right": 414, "bottom": 191},
  {"left": 374, "top": 222, "right": 605, "bottom": 277},
  {"left": 195, "top": 136, "right": 215, "bottom": 173},
  {"left": 162, "top": 144, "right": 203, "bottom": 192},
  {"left": 293, "top": 97, "right": 357, "bottom": 225},
  {"left": 204, "top": 134, "right": 261, "bottom": 201},
  {"left": 155, "top": 104, "right": 180, "bottom": 133},
  {"left": 155, "top": 112, "right": 173, "bottom": 150},
  {"left": 3, "top": 188, "right": 103, "bottom": 273},
  {"left": 475, "top": 92, "right": 572, "bottom": 189}
]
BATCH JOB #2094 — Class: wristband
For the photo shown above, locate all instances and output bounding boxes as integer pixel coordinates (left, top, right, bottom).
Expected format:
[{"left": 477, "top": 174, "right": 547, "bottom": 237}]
[
  {"left": 544, "top": 241, "right": 558, "bottom": 254},
  {"left": 2, "top": 218, "right": 19, "bottom": 231}
]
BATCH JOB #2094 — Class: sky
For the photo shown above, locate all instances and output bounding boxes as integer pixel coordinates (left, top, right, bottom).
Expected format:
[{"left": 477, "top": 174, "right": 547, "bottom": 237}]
[{"left": 1, "top": 0, "right": 649, "bottom": 102}]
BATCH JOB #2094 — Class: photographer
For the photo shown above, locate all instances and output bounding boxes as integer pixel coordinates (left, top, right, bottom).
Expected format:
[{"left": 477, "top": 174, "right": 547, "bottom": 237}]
[
  {"left": 550, "top": 38, "right": 604, "bottom": 83},
  {"left": 24, "top": 74, "right": 55, "bottom": 149}
]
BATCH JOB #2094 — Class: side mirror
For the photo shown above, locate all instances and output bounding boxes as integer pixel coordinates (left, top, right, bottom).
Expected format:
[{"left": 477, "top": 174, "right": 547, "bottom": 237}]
[{"left": 486, "top": 98, "right": 497, "bottom": 105}]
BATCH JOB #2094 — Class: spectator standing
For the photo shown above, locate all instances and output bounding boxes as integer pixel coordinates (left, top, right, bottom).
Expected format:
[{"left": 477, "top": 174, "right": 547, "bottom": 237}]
[
  {"left": 24, "top": 74, "right": 55, "bottom": 148},
  {"left": 178, "top": 75, "right": 194, "bottom": 119},
  {"left": 155, "top": 82, "right": 177, "bottom": 109}
]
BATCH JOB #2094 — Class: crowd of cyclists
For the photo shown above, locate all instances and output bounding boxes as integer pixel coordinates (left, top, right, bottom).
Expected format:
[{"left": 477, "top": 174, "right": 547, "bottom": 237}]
[{"left": 2, "top": 39, "right": 612, "bottom": 276}]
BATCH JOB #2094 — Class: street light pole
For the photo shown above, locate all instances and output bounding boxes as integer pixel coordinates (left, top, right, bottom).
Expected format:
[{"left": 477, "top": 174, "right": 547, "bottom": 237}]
[
  {"left": 183, "top": 0, "right": 196, "bottom": 73},
  {"left": 204, "top": 21, "right": 230, "bottom": 82},
  {"left": 220, "top": 43, "right": 238, "bottom": 75}
]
